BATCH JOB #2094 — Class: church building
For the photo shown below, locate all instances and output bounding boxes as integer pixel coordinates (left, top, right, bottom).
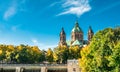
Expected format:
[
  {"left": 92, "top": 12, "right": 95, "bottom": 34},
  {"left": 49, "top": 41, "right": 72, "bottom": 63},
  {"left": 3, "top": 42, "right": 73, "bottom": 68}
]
[{"left": 59, "top": 21, "right": 94, "bottom": 47}]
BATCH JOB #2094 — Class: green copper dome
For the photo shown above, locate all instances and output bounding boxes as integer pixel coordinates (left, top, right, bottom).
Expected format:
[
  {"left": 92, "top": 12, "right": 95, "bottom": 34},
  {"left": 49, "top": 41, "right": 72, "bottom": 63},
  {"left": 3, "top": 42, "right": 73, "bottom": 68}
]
[{"left": 72, "top": 21, "right": 83, "bottom": 32}]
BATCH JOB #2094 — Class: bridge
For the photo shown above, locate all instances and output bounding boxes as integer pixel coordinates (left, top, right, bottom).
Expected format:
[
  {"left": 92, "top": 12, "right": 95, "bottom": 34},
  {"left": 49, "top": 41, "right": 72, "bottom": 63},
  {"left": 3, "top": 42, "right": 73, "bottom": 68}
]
[
  {"left": 0, "top": 60, "right": 81, "bottom": 72},
  {"left": 0, "top": 64, "right": 67, "bottom": 72},
  {"left": 0, "top": 64, "right": 67, "bottom": 69}
]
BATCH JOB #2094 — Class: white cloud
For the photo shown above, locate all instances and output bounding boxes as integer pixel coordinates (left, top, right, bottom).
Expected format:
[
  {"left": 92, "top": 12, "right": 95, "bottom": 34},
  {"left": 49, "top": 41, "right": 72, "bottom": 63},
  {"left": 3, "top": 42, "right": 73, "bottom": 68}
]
[
  {"left": 32, "top": 39, "right": 38, "bottom": 44},
  {"left": 31, "top": 39, "right": 57, "bottom": 50},
  {"left": 57, "top": 0, "right": 91, "bottom": 17}
]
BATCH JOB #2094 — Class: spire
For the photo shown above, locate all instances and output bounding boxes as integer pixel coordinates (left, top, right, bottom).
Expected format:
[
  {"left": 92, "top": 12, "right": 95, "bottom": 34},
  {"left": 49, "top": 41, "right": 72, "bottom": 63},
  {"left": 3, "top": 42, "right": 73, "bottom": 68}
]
[
  {"left": 88, "top": 26, "right": 93, "bottom": 33},
  {"left": 88, "top": 26, "right": 94, "bottom": 42},
  {"left": 59, "top": 27, "right": 67, "bottom": 46},
  {"left": 60, "top": 27, "right": 65, "bottom": 35}
]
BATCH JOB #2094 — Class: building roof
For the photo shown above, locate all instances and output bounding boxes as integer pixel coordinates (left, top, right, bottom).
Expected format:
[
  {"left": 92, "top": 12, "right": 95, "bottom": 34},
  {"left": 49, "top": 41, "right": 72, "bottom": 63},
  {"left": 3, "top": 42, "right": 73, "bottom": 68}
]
[
  {"left": 66, "top": 41, "right": 71, "bottom": 46},
  {"left": 88, "top": 26, "right": 94, "bottom": 33},
  {"left": 60, "top": 27, "right": 65, "bottom": 35},
  {"left": 72, "top": 21, "right": 83, "bottom": 32},
  {"left": 72, "top": 40, "right": 83, "bottom": 46}
]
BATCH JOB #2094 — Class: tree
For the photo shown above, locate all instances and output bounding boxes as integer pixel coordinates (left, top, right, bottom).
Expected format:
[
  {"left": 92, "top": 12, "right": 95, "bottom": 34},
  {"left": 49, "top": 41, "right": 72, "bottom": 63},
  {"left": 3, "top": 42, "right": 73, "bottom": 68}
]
[
  {"left": 46, "top": 48, "right": 54, "bottom": 63},
  {"left": 80, "top": 27, "right": 120, "bottom": 72},
  {"left": 18, "top": 47, "right": 30, "bottom": 63},
  {"left": 31, "top": 46, "right": 41, "bottom": 63},
  {"left": 53, "top": 45, "right": 69, "bottom": 64},
  {"left": 68, "top": 46, "right": 81, "bottom": 59},
  {"left": 38, "top": 50, "right": 46, "bottom": 62},
  {"left": 0, "top": 50, "right": 6, "bottom": 62},
  {"left": 0, "top": 44, "right": 45, "bottom": 64},
  {"left": 0, "top": 45, "right": 7, "bottom": 63}
]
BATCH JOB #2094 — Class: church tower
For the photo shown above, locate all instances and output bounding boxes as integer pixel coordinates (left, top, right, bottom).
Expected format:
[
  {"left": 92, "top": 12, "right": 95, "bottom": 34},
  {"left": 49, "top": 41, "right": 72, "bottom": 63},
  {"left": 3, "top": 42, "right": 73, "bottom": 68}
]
[
  {"left": 59, "top": 27, "right": 67, "bottom": 46},
  {"left": 88, "top": 26, "right": 94, "bottom": 42},
  {"left": 71, "top": 21, "right": 83, "bottom": 43}
]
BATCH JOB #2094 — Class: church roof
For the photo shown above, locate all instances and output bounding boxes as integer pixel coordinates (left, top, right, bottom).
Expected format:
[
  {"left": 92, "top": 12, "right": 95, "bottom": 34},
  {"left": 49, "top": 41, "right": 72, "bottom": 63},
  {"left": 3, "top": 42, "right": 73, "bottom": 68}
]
[
  {"left": 66, "top": 41, "right": 71, "bottom": 46},
  {"left": 88, "top": 26, "right": 94, "bottom": 33},
  {"left": 72, "top": 21, "right": 83, "bottom": 32},
  {"left": 60, "top": 27, "right": 65, "bottom": 35},
  {"left": 72, "top": 40, "right": 83, "bottom": 46}
]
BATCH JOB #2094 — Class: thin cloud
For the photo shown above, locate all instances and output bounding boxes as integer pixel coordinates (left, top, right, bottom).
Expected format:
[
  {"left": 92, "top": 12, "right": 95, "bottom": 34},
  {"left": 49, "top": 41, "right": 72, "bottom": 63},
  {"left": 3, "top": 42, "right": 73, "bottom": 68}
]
[
  {"left": 4, "top": 4, "right": 17, "bottom": 20},
  {"left": 11, "top": 24, "right": 21, "bottom": 32},
  {"left": 57, "top": 0, "right": 91, "bottom": 17},
  {"left": 3, "top": 0, "right": 27, "bottom": 20},
  {"left": 32, "top": 39, "right": 40, "bottom": 45},
  {"left": 49, "top": 2, "right": 60, "bottom": 7},
  {"left": 31, "top": 39, "right": 57, "bottom": 50}
]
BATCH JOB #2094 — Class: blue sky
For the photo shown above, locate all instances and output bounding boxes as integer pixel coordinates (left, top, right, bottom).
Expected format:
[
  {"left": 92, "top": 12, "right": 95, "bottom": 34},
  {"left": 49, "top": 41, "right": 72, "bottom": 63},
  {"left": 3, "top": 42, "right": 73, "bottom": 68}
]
[{"left": 0, "top": 0, "right": 120, "bottom": 50}]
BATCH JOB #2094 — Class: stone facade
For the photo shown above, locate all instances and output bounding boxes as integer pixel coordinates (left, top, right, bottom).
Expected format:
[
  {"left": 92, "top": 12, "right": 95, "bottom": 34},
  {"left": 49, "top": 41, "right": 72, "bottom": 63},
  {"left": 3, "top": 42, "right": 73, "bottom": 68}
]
[
  {"left": 67, "top": 60, "right": 81, "bottom": 72},
  {"left": 59, "top": 27, "right": 67, "bottom": 46}
]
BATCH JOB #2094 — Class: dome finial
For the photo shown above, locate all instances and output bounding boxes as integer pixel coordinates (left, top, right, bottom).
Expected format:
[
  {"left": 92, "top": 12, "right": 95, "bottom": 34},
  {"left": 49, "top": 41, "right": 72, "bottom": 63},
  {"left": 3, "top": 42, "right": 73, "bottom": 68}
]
[{"left": 75, "top": 20, "right": 79, "bottom": 27}]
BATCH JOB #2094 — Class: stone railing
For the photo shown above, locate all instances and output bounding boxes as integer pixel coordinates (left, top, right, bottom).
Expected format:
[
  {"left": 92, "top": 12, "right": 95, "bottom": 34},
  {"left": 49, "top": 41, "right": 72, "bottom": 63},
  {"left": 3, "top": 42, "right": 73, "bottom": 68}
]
[
  {"left": 0, "top": 59, "right": 81, "bottom": 72},
  {"left": 0, "top": 64, "right": 67, "bottom": 72},
  {"left": 0, "top": 64, "right": 66, "bottom": 66}
]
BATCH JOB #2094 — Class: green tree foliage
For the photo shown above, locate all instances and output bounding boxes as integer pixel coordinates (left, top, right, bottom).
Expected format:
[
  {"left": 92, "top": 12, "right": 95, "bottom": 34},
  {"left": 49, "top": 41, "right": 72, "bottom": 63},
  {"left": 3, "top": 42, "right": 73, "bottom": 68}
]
[
  {"left": 0, "top": 44, "right": 46, "bottom": 64},
  {"left": 46, "top": 48, "right": 54, "bottom": 63},
  {"left": 0, "top": 44, "right": 82, "bottom": 64},
  {"left": 0, "top": 48, "right": 6, "bottom": 62},
  {"left": 80, "top": 27, "right": 120, "bottom": 72},
  {"left": 38, "top": 50, "right": 46, "bottom": 62},
  {"left": 53, "top": 45, "right": 81, "bottom": 64},
  {"left": 0, "top": 40, "right": 82, "bottom": 64},
  {"left": 53, "top": 45, "right": 69, "bottom": 64},
  {"left": 69, "top": 46, "right": 81, "bottom": 59}
]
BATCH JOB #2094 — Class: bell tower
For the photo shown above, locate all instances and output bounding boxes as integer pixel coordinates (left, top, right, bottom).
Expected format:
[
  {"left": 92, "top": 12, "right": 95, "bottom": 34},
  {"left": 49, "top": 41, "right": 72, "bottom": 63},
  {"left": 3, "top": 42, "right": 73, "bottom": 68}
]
[
  {"left": 59, "top": 27, "right": 67, "bottom": 46},
  {"left": 88, "top": 26, "right": 94, "bottom": 42}
]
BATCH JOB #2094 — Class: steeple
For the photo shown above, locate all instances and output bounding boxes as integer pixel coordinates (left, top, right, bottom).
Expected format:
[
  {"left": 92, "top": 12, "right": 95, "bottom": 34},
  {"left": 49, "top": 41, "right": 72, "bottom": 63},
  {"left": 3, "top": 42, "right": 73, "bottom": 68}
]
[
  {"left": 88, "top": 26, "right": 94, "bottom": 42},
  {"left": 59, "top": 27, "right": 67, "bottom": 46},
  {"left": 88, "top": 26, "right": 93, "bottom": 33},
  {"left": 60, "top": 27, "right": 65, "bottom": 35}
]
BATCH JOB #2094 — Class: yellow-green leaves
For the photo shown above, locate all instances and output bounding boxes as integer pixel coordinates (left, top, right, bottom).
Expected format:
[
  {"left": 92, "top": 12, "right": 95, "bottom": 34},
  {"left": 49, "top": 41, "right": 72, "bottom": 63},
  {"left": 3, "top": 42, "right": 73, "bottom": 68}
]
[{"left": 80, "top": 27, "right": 120, "bottom": 72}]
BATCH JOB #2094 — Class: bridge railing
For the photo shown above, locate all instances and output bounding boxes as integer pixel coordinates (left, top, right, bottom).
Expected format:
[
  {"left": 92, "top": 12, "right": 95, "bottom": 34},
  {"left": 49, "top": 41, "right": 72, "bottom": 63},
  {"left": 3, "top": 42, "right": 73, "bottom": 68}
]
[{"left": 0, "top": 64, "right": 67, "bottom": 67}]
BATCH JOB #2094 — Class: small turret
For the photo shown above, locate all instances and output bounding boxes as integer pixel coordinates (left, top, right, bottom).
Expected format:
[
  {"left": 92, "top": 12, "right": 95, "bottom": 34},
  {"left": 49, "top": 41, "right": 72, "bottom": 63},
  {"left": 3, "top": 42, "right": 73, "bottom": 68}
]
[
  {"left": 59, "top": 27, "right": 67, "bottom": 46},
  {"left": 88, "top": 26, "right": 94, "bottom": 42}
]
